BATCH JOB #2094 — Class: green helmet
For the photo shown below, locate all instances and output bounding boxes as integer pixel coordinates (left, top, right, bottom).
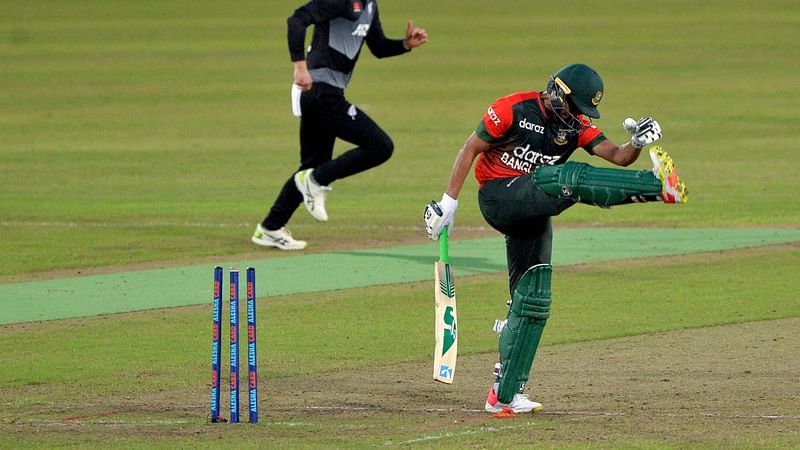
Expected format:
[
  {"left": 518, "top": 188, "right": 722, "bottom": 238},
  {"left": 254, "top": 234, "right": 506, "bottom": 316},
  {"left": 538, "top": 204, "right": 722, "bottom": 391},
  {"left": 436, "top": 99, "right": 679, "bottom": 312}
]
[{"left": 547, "top": 63, "right": 604, "bottom": 119}]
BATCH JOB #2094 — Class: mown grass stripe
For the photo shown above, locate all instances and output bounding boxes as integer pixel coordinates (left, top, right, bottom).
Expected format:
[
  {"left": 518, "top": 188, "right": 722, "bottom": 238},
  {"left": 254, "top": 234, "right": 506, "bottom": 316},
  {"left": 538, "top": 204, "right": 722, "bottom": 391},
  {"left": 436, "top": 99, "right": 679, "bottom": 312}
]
[{"left": 0, "top": 227, "right": 797, "bottom": 325}]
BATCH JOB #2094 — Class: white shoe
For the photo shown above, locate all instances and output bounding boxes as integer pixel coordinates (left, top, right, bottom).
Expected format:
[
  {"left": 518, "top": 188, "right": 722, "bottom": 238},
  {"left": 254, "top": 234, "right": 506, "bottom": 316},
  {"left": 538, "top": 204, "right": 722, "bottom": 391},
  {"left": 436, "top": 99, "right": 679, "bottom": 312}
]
[
  {"left": 484, "top": 386, "right": 542, "bottom": 414},
  {"left": 294, "top": 169, "right": 331, "bottom": 221},
  {"left": 251, "top": 224, "right": 307, "bottom": 250}
]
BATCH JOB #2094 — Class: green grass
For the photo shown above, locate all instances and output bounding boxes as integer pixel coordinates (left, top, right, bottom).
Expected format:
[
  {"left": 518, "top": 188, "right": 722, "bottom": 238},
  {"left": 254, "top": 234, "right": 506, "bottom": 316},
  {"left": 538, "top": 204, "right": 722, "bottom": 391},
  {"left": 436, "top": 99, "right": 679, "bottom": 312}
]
[
  {"left": 3, "top": 246, "right": 796, "bottom": 391},
  {"left": 2, "top": 0, "right": 799, "bottom": 277}
]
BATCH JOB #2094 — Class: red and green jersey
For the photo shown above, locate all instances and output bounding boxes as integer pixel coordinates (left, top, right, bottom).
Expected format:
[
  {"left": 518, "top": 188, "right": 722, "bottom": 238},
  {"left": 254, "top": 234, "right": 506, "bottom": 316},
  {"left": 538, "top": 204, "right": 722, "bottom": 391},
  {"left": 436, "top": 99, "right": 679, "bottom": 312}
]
[{"left": 473, "top": 91, "right": 606, "bottom": 186}]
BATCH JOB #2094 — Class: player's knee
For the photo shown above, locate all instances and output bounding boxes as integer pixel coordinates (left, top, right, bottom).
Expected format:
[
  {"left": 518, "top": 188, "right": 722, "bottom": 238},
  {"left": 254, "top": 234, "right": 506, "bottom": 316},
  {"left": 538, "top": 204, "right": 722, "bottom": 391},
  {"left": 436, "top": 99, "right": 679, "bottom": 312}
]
[
  {"left": 372, "top": 135, "right": 394, "bottom": 164},
  {"left": 510, "top": 264, "right": 552, "bottom": 320},
  {"left": 533, "top": 162, "right": 588, "bottom": 200}
]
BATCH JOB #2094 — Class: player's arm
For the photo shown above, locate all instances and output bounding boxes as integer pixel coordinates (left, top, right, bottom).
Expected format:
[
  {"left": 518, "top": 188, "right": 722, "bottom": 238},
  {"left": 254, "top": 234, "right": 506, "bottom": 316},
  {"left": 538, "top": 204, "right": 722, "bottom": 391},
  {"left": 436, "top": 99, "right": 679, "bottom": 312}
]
[
  {"left": 365, "top": 7, "right": 426, "bottom": 57},
  {"left": 287, "top": 0, "right": 346, "bottom": 89},
  {"left": 590, "top": 116, "right": 663, "bottom": 167},
  {"left": 445, "top": 133, "right": 491, "bottom": 200},
  {"left": 591, "top": 140, "right": 642, "bottom": 167},
  {"left": 424, "top": 97, "right": 508, "bottom": 241},
  {"left": 423, "top": 133, "right": 490, "bottom": 241}
]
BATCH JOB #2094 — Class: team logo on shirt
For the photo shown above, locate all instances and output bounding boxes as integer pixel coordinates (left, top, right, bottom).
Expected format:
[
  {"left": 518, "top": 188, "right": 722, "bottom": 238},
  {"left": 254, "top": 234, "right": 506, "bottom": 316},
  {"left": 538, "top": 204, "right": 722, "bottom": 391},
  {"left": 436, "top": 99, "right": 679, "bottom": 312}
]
[
  {"left": 353, "top": 1, "right": 362, "bottom": 13},
  {"left": 554, "top": 130, "right": 568, "bottom": 145}
]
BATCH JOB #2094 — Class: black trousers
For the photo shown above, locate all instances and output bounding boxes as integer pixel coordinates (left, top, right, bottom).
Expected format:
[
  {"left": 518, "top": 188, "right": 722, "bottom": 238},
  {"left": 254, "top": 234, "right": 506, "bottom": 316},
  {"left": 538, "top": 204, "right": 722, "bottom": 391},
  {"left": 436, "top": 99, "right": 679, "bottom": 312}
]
[
  {"left": 478, "top": 174, "right": 576, "bottom": 296},
  {"left": 262, "top": 83, "right": 394, "bottom": 229}
]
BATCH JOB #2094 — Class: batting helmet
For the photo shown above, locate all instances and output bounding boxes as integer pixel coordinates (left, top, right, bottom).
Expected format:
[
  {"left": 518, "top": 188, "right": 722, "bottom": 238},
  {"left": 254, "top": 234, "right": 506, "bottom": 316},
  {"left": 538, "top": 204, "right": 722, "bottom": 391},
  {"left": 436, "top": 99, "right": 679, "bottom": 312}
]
[{"left": 546, "top": 63, "right": 604, "bottom": 119}]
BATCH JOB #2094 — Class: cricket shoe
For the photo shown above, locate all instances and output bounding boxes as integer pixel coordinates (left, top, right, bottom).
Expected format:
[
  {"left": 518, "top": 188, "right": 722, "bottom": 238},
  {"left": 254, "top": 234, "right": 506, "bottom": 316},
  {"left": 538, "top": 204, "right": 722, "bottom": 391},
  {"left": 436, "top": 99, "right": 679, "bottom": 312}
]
[
  {"left": 649, "top": 146, "right": 688, "bottom": 204},
  {"left": 484, "top": 386, "right": 543, "bottom": 414},
  {"left": 251, "top": 224, "right": 307, "bottom": 250},
  {"left": 294, "top": 168, "right": 331, "bottom": 221}
]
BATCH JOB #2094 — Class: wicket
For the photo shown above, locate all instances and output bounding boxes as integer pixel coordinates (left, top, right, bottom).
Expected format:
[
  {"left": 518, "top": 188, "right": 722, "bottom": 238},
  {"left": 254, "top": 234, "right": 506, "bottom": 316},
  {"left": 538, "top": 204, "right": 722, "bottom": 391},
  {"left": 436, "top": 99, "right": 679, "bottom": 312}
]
[{"left": 211, "top": 266, "right": 259, "bottom": 424}]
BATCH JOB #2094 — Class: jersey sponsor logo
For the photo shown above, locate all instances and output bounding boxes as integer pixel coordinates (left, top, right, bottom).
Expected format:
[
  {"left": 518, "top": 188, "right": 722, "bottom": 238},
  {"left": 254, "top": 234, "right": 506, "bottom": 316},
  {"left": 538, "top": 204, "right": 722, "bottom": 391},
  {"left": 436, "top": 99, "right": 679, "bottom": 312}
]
[
  {"left": 351, "top": 23, "right": 370, "bottom": 37},
  {"left": 500, "top": 144, "right": 562, "bottom": 173},
  {"left": 487, "top": 106, "right": 501, "bottom": 126},
  {"left": 518, "top": 117, "right": 544, "bottom": 134}
]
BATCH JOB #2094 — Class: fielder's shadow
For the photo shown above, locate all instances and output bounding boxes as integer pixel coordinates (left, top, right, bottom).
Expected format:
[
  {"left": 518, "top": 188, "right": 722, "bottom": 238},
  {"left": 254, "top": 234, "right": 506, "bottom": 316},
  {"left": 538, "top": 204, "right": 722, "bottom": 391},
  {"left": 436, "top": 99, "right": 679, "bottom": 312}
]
[{"left": 334, "top": 251, "right": 507, "bottom": 274}]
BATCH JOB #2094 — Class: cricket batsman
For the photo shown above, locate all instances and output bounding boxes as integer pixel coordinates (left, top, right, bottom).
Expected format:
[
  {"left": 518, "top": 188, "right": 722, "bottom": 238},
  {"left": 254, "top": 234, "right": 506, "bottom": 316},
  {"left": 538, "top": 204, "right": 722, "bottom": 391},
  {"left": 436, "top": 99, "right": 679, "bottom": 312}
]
[{"left": 423, "top": 63, "right": 688, "bottom": 414}]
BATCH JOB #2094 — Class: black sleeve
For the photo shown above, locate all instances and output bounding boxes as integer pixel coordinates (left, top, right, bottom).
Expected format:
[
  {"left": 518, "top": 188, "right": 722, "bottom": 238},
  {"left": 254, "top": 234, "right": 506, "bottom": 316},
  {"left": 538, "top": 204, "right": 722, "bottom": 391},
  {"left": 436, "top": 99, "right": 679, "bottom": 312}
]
[
  {"left": 287, "top": 0, "right": 347, "bottom": 62},
  {"left": 364, "top": 5, "right": 409, "bottom": 59}
]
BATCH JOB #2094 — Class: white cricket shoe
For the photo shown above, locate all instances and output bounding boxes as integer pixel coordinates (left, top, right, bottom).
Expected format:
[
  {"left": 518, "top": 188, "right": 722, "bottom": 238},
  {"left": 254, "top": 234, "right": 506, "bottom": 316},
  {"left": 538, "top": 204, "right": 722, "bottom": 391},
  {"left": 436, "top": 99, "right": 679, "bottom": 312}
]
[
  {"left": 294, "top": 168, "right": 331, "bottom": 221},
  {"left": 251, "top": 224, "right": 307, "bottom": 250},
  {"left": 484, "top": 386, "right": 543, "bottom": 414}
]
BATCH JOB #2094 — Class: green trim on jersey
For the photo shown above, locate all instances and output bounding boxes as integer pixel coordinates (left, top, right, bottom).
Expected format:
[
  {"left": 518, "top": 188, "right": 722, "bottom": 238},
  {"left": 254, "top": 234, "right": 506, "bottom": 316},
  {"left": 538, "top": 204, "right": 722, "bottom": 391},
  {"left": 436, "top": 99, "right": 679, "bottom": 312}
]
[
  {"left": 583, "top": 133, "right": 607, "bottom": 154},
  {"left": 475, "top": 119, "right": 494, "bottom": 143}
]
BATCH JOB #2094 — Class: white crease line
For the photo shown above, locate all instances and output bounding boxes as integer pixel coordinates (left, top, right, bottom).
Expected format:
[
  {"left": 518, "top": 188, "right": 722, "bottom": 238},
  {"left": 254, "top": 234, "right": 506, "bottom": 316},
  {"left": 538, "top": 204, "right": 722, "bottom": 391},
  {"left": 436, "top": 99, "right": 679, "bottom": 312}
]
[{"left": 392, "top": 422, "right": 535, "bottom": 445}]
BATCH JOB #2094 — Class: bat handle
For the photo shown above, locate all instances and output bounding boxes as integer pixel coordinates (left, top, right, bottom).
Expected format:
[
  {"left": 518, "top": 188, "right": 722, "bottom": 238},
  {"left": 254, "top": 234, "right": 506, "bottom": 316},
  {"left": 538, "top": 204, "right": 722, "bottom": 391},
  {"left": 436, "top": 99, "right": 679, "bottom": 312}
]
[{"left": 439, "top": 226, "right": 449, "bottom": 263}]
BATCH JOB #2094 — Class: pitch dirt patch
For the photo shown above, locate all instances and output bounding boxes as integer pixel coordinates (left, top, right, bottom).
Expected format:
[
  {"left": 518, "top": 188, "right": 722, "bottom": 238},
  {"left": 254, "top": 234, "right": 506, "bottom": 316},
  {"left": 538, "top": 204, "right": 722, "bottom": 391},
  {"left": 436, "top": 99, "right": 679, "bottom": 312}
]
[
  {"left": 263, "top": 317, "right": 799, "bottom": 446},
  {"left": 3, "top": 318, "right": 798, "bottom": 447}
]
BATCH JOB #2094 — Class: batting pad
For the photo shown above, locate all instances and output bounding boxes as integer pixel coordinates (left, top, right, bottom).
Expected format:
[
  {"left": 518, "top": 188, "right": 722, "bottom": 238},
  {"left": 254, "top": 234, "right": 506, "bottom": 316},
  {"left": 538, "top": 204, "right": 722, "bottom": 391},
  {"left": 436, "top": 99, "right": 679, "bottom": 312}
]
[
  {"left": 497, "top": 264, "right": 552, "bottom": 403},
  {"left": 533, "top": 161, "right": 662, "bottom": 206}
]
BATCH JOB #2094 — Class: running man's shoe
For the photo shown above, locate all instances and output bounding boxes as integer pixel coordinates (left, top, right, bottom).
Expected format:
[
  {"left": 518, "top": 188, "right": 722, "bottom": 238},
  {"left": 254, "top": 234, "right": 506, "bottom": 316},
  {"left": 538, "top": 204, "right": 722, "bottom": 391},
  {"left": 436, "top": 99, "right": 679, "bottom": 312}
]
[
  {"left": 251, "top": 224, "right": 307, "bottom": 250},
  {"left": 649, "top": 146, "right": 688, "bottom": 204},
  {"left": 294, "top": 168, "right": 331, "bottom": 221},
  {"left": 484, "top": 386, "right": 543, "bottom": 414}
]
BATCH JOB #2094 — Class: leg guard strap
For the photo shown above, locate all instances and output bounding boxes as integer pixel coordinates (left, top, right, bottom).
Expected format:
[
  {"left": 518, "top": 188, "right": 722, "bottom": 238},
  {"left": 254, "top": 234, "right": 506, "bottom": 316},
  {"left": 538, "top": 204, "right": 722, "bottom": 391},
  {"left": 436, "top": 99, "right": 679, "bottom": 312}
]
[{"left": 533, "top": 161, "right": 662, "bottom": 206}]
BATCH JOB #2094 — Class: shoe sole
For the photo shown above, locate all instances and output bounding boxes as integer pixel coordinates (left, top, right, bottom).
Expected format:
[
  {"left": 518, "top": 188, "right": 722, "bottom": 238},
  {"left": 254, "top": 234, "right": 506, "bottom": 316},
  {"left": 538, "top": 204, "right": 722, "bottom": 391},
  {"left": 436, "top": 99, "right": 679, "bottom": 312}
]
[
  {"left": 484, "top": 403, "right": 543, "bottom": 414},
  {"left": 294, "top": 171, "right": 328, "bottom": 221},
  {"left": 251, "top": 236, "right": 306, "bottom": 251},
  {"left": 649, "top": 147, "right": 688, "bottom": 204}
]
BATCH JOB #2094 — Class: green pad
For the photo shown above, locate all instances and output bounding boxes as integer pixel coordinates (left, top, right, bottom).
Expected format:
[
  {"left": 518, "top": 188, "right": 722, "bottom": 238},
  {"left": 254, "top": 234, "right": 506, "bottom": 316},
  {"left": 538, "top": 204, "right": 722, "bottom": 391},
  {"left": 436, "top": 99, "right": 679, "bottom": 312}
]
[
  {"left": 533, "top": 161, "right": 662, "bottom": 206},
  {"left": 497, "top": 264, "right": 552, "bottom": 403}
]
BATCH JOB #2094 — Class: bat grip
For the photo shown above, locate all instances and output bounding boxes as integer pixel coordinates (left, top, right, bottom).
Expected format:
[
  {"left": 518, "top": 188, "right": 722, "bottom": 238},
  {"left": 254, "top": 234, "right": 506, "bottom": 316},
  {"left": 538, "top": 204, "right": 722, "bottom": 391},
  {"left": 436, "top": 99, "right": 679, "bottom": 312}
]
[{"left": 439, "top": 226, "right": 449, "bottom": 263}]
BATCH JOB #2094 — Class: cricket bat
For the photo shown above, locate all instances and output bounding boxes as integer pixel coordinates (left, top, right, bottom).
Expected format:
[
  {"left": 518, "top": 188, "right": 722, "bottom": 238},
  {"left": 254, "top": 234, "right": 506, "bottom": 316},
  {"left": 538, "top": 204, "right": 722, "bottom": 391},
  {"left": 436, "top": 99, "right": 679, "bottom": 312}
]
[{"left": 433, "top": 226, "right": 458, "bottom": 383}]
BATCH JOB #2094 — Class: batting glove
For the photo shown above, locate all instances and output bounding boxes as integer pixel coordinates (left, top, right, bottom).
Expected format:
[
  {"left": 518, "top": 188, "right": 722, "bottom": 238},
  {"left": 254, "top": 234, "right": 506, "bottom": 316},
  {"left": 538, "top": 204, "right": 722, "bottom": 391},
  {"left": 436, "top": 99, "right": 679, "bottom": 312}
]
[
  {"left": 624, "top": 117, "right": 662, "bottom": 149},
  {"left": 424, "top": 193, "right": 458, "bottom": 241}
]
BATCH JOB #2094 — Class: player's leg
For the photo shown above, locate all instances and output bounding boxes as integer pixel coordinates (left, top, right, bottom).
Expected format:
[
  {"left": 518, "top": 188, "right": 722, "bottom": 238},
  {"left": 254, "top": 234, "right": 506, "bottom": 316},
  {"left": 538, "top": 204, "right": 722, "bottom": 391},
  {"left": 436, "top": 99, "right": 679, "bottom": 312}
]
[
  {"left": 478, "top": 176, "right": 575, "bottom": 237},
  {"left": 253, "top": 86, "right": 336, "bottom": 245},
  {"left": 291, "top": 84, "right": 342, "bottom": 221},
  {"left": 489, "top": 262, "right": 552, "bottom": 411},
  {"left": 532, "top": 146, "right": 688, "bottom": 206},
  {"left": 486, "top": 222, "right": 553, "bottom": 411},
  {"left": 479, "top": 179, "right": 555, "bottom": 413},
  {"left": 293, "top": 85, "right": 394, "bottom": 220},
  {"left": 311, "top": 103, "right": 394, "bottom": 186}
]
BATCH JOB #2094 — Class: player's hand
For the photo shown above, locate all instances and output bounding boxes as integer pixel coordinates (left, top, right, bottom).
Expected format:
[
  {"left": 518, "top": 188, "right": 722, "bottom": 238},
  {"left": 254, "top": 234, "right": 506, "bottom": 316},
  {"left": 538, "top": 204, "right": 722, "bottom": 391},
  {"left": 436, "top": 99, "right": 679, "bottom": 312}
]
[
  {"left": 624, "top": 117, "right": 662, "bottom": 149},
  {"left": 423, "top": 193, "right": 457, "bottom": 241},
  {"left": 293, "top": 61, "right": 313, "bottom": 91},
  {"left": 403, "top": 20, "right": 428, "bottom": 49}
]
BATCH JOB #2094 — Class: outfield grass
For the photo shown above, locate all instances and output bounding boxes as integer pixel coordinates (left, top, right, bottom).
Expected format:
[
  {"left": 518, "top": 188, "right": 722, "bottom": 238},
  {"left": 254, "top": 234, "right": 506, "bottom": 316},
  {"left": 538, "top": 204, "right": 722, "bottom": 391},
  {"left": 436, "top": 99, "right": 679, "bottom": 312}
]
[
  {"left": 1, "top": 0, "right": 799, "bottom": 448},
  {"left": 2, "top": 0, "right": 799, "bottom": 278}
]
